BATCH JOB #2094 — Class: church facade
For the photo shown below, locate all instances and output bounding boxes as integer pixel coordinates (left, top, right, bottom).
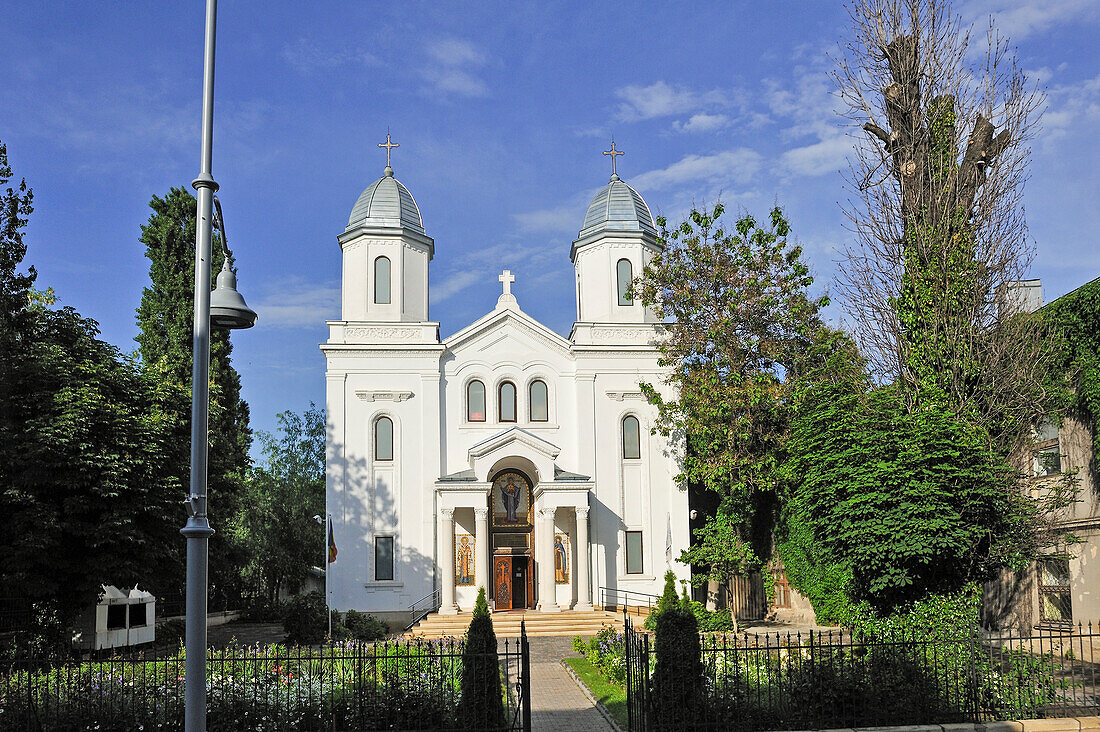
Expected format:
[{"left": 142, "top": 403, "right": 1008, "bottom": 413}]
[{"left": 322, "top": 149, "right": 688, "bottom": 622}]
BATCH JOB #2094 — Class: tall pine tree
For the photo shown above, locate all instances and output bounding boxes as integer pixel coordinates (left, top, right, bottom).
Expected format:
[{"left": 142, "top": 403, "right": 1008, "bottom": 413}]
[{"left": 136, "top": 186, "right": 252, "bottom": 606}]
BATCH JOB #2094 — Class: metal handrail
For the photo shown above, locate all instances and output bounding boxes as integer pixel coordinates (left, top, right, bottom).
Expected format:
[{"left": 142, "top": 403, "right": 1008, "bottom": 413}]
[
  {"left": 598, "top": 586, "right": 660, "bottom": 615},
  {"left": 404, "top": 588, "right": 441, "bottom": 632}
]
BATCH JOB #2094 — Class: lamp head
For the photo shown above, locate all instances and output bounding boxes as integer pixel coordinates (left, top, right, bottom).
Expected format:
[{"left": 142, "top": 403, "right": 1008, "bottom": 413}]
[{"left": 210, "top": 260, "right": 257, "bottom": 329}]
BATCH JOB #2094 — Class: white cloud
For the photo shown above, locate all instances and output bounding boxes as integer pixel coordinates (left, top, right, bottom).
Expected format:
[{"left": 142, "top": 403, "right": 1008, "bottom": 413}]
[
  {"left": 512, "top": 205, "right": 579, "bottom": 234},
  {"left": 631, "top": 149, "right": 763, "bottom": 191},
  {"left": 421, "top": 38, "right": 490, "bottom": 98},
  {"left": 430, "top": 271, "right": 480, "bottom": 304},
  {"left": 253, "top": 281, "right": 339, "bottom": 328},
  {"left": 673, "top": 113, "right": 730, "bottom": 134},
  {"left": 960, "top": 0, "right": 1099, "bottom": 41},
  {"left": 1042, "top": 72, "right": 1100, "bottom": 141},
  {"left": 781, "top": 134, "right": 851, "bottom": 177},
  {"left": 281, "top": 38, "right": 379, "bottom": 73},
  {"left": 615, "top": 81, "right": 727, "bottom": 121}
]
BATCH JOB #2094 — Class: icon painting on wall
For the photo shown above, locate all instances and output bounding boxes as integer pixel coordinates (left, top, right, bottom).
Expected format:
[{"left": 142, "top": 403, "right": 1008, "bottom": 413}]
[
  {"left": 455, "top": 534, "right": 474, "bottom": 586},
  {"left": 554, "top": 533, "right": 569, "bottom": 584},
  {"left": 492, "top": 472, "right": 531, "bottom": 528}
]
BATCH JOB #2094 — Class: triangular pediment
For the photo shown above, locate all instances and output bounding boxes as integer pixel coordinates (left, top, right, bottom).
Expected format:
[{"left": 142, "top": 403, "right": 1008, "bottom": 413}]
[
  {"left": 443, "top": 305, "right": 572, "bottom": 358},
  {"left": 468, "top": 427, "right": 561, "bottom": 461}
]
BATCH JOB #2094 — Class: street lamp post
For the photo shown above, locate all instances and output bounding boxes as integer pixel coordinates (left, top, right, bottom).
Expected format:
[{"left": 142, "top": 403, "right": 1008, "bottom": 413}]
[
  {"left": 313, "top": 514, "right": 331, "bottom": 638},
  {"left": 182, "top": 1, "right": 256, "bottom": 730}
]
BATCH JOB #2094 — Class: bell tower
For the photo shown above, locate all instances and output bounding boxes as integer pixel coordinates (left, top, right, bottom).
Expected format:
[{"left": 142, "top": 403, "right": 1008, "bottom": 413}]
[
  {"left": 338, "top": 134, "right": 433, "bottom": 323},
  {"left": 571, "top": 142, "right": 661, "bottom": 325}
]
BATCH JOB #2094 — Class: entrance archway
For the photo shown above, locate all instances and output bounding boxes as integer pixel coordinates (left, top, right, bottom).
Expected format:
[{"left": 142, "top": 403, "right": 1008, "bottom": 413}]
[{"left": 489, "top": 467, "right": 535, "bottom": 610}]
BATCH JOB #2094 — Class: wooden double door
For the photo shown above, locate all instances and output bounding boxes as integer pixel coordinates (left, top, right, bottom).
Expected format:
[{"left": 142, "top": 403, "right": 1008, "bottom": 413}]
[{"left": 493, "top": 554, "right": 534, "bottom": 610}]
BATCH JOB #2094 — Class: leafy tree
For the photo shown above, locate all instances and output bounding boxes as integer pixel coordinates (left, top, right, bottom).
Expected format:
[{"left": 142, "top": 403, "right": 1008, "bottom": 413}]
[
  {"left": 784, "top": 372, "right": 1042, "bottom": 613},
  {"left": 834, "top": 0, "right": 1049, "bottom": 453},
  {"left": 135, "top": 186, "right": 252, "bottom": 604},
  {"left": 635, "top": 204, "right": 827, "bottom": 585},
  {"left": 456, "top": 588, "right": 505, "bottom": 730},
  {"left": 229, "top": 405, "right": 325, "bottom": 604},
  {"left": 0, "top": 139, "right": 182, "bottom": 625},
  {"left": 1042, "top": 278, "right": 1100, "bottom": 465}
]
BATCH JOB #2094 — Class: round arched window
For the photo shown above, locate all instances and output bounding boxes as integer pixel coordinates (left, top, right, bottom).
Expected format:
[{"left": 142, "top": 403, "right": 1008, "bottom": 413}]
[
  {"left": 622, "top": 415, "right": 641, "bottom": 459},
  {"left": 499, "top": 381, "right": 517, "bottom": 423},
  {"left": 374, "top": 416, "right": 393, "bottom": 461},
  {"left": 467, "top": 381, "right": 486, "bottom": 422},
  {"left": 529, "top": 380, "right": 548, "bottom": 422}
]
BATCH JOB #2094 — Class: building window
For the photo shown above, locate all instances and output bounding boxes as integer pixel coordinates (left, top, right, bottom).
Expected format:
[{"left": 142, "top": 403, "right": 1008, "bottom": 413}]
[
  {"left": 499, "top": 381, "right": 517, "bottom": 423},
  {"left": 1033, "top": 420, "right": 1061, "bottom": 476},
  {"left": 467, "top": 381, "right": 485, "bottom": 422},
  {"left": 375, "top": 536, "right": 395, "bottom": 581},
  {"left": 529, "top": 380, "right": 548, "bottom": 422},
  {"left": 128, "top": 604, "right": 147, "bottom": 628},
  {"left": 1038, "top": 557, "right": 1071, "bottom": 625},
  {"left": 374, "top": 416, "right": 393, "bottom": 461},
  {"left": 622, "top": 415, "right": 641, "bottom": 459},
  {"left": 625, "top": 531, "right": 643, "bottom": 574},
  {"left": 106, "top": 604, "right": 126, "bottom": 630},
  {"left": 374, "top": 256, "right": 391, "bottom": 304},
  {"left": 616, "top": 259, "right": 633, "bottom": 306}
]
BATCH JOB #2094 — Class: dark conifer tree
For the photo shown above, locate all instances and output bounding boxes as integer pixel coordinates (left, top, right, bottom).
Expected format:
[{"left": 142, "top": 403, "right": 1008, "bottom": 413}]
[
  {"left": 135, "top": 186, "right": 252, "bottom": 605},
  {"left": 456, "top": 588, "right": 506, "bottom": 730}
]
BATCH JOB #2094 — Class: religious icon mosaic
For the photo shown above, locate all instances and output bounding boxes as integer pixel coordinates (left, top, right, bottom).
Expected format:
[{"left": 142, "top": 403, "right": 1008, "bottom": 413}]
[
  {"left": 554, "top": 532, "right": 570, "bottom": 585},
  {"left": 455, "top": 534, "right": 474, "bottom": 586},
  {"left": 491, "top": 471, "right": 531, "bottom": 528}
]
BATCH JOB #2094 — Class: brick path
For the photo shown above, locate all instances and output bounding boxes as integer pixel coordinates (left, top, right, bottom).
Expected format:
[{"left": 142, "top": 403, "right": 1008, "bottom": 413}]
[{"left": 526, "top": 637, "right": 614, "bottom": 732}]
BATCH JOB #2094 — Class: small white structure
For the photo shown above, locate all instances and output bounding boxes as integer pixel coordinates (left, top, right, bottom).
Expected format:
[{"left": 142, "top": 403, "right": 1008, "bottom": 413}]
[{"left": 72, "top": 585, "right": 156, "bottom": 651}]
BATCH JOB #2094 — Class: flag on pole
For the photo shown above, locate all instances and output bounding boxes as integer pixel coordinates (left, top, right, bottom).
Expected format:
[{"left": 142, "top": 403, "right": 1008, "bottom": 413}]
[
  {"left": 665, "top": 512, "right": 673, "bottom": 567},
  {"left": 327, "top": 520, "right": 338, "bottom": 564}
]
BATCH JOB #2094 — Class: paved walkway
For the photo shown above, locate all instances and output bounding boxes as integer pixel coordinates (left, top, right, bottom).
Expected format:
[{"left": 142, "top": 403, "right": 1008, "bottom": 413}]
[{"left": 527, "top": 637, "right": 614, "bottom": 732}]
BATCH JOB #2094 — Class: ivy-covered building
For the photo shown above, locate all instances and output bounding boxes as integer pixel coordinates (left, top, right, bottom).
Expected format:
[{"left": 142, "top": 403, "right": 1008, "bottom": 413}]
[{"left": 984, "top": 276, "right": 1100, "bottom": 630}]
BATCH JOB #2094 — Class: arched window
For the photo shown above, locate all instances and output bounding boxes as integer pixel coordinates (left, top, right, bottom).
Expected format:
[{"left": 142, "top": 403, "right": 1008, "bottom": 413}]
[
  {"left": 467, "top": 380, "right": 486, "bottom": 422},
  {"left": 622, "top": 415, "right": 641, "bottom": 459},
  {"left": 529, "top": 380, "right": 548, "bottom": 422},
  {"left": 498, "top": 381, "right": 517, "bottom": 423},
  {"left": 374, "top": 256, "right": 391, "bottom": 304},
  {"left": 616, "top": 259, "right": 633, "bottom": 306},
  {"left": 374, "top": 416, "right": 393, "bottom": 461}
]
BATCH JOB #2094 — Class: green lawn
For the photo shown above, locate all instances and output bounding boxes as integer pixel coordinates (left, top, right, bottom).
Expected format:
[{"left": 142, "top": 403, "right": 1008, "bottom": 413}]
[{"left": 563, "top": 656, "right": 629, "bottom": 730}]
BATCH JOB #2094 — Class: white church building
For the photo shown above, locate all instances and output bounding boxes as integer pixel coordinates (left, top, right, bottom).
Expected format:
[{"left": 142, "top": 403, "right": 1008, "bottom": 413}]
[{"left": 322, "top": 144, "right": 688, "bottom": 622}]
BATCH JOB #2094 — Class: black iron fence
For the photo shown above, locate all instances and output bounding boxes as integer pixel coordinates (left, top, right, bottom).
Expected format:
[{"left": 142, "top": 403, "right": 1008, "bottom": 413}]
[
  {"left": 1, "top": 628, "right": 531, "bottom": 731},
  {"left": 625, "top": 620, "right": 1100, "bottom": 731}
]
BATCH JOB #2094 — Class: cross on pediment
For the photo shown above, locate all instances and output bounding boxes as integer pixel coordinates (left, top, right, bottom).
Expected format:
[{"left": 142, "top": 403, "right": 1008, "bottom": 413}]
[{"left": 499, "top": 270, "right": 515, "bottom": 296}]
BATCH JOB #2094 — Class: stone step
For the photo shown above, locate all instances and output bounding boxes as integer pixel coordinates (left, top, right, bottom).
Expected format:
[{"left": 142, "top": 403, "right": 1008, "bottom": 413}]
[{"left": 405, "top": 610, "right": 625, "bottom": 639}]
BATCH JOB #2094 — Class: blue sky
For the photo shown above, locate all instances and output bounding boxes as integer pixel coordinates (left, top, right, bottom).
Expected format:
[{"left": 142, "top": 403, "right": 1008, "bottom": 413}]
[{"left": 5, "top": 1, "right": 1100, "bottom": 440}]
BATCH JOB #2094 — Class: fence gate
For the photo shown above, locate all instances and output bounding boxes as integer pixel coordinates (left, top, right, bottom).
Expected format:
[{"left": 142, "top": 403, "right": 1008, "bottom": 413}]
[{"left": 624, "top": 616, "right": 650, "bottom": 731}]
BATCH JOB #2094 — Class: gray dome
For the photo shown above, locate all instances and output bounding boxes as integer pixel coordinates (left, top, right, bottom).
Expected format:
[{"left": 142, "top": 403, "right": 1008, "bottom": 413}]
[
  {"left": 347, "top": 169, "right": 425, "bottom": 233},
  {"left": 579, "top": 174, "right": 656, "bottom": 238}
]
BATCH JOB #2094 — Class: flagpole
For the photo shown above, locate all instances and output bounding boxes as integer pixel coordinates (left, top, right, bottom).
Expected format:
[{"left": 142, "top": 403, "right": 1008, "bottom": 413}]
[{"left": 323, "top": 510, "right": 327, "bottom": 638}]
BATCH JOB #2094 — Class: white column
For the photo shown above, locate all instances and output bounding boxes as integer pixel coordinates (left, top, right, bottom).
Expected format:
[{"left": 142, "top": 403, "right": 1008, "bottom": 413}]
[
  {"left": 537, "top": 507, "right": 560, "bottom": 612},
  {"left": 474, "top": 507, "right": 489, "bottom": 606},
  {"left": 575, "top": 506, "right": 593, "bottom": 611},
  {"left": 439, "top": 507, "right": 458, "bottom": 615}
]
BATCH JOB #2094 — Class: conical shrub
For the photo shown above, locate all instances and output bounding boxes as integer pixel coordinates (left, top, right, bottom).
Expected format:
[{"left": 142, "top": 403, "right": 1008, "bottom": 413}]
[{"left": 456, "top": 588, "right": 506, "bottom": 729}]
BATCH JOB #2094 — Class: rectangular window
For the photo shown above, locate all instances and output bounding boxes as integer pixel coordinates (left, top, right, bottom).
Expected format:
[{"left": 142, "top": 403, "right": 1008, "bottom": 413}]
[
  {"left": 128, "top": 603, "right": 147, "bottom": 628},
  {"left": 1033, "top": 420, "right": 1062, "bottom": 476},
  {"left": 106, "top": 604, "right": 127, "bottom": 630},
  {"left": 375, "top": 536, "right": 395, "bottom": 581},
  {"left": 625, "top": 531, "right": 643, "bottom": 574},
  {"left": 1038, "top": 557, "right": 1071, "bottom": 625}
]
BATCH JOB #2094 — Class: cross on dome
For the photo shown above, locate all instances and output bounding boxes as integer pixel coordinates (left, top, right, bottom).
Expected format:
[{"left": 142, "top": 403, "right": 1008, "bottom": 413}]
[
  {"left": 499, "top": 270, "right": 515, "bottom": 296},
  {"left": 378, "top": 132, "right": 399, "bottom": 176},
  {"left": 603, "top": 140, "right": 624, "bottom": 180}
]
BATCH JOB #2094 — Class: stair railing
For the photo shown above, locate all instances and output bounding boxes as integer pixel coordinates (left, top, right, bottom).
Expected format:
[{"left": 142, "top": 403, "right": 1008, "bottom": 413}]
[
  {"left": 598, "top": 586, "right": 660, "bottom": 617},
  {"left": 404, "top": 588, "right": 441, "bottom": 632}
]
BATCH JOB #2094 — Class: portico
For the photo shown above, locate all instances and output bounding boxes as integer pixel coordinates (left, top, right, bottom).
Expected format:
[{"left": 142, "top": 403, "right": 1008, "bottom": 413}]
[{"left": 434, "top": 427, "right": 593, "bottom": 614}]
